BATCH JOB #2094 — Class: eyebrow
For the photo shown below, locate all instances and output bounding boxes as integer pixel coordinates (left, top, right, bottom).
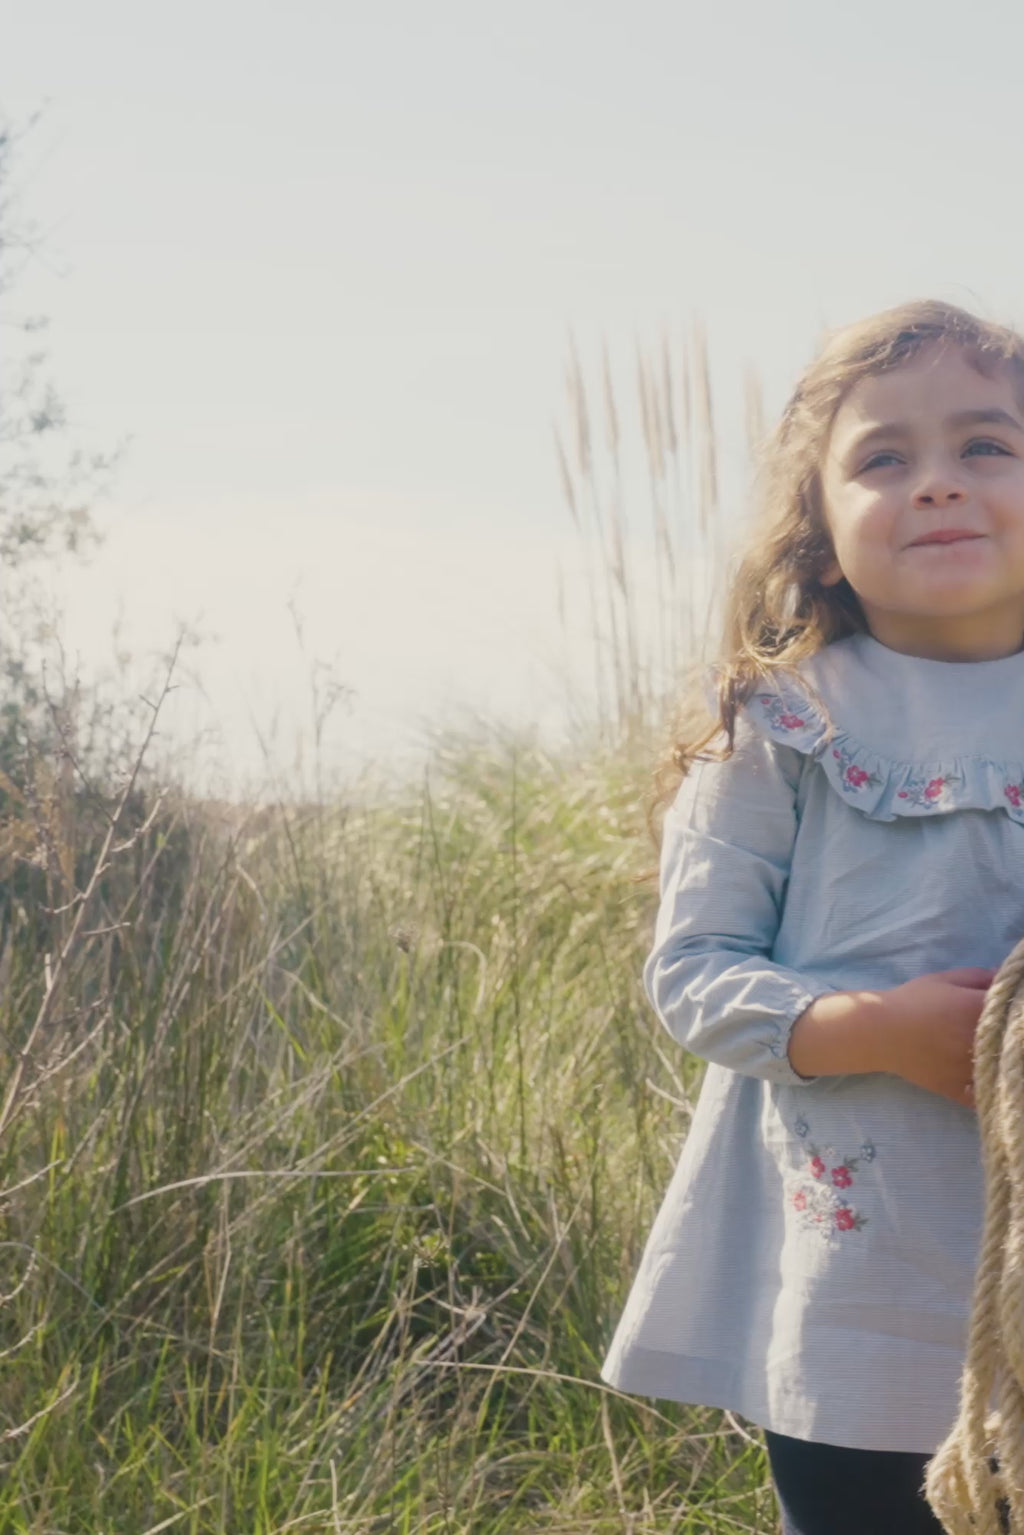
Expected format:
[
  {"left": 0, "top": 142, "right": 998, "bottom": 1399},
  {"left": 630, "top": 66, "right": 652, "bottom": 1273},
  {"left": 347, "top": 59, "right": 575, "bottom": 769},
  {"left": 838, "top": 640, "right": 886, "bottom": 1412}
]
[{"left": 844, "top": 407, "right": 1024, "bottom": 463}]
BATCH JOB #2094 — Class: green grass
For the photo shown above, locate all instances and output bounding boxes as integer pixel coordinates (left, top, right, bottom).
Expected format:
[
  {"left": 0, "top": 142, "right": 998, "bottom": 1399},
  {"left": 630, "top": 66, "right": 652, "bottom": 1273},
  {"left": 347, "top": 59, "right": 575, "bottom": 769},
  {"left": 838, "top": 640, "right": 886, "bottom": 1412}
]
[
  {"left": 0, "top": 705, "right": 780, "bottom": 1533},
  {"left": 0, "top": 327, "right": 782, "bottom": 1530}
]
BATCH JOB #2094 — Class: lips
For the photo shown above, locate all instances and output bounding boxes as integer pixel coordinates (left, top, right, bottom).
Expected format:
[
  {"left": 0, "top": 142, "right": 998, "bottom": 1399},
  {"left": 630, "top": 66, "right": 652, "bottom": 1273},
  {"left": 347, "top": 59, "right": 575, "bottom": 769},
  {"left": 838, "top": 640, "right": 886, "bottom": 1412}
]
[{"left": 908, "top": 530, "right": 985, "bottom": 547}]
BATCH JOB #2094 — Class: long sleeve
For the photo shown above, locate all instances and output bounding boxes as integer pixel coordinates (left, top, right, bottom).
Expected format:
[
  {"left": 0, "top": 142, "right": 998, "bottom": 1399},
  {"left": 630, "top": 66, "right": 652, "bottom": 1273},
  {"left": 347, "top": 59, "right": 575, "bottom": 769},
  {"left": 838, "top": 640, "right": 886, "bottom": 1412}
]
[{"left": 644, "top": 715, "right": 837, "bottom": 1086}]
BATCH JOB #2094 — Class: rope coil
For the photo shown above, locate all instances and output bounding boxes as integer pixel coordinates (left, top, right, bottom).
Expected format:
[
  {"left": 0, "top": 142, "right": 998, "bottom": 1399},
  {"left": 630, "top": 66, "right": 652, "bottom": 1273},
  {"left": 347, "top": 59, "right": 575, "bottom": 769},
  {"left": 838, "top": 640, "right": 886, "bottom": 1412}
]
[{"left": 926, "top": 934, "right": 1024, "bottom": 1533}]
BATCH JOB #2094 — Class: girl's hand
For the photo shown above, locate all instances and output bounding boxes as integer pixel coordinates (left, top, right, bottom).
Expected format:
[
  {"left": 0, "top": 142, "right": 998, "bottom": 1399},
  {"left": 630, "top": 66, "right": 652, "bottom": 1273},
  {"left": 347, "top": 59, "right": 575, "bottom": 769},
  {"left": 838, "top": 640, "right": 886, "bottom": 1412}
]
[{"left": 880, "top": 968, "right": 997, "bottom": 1108}]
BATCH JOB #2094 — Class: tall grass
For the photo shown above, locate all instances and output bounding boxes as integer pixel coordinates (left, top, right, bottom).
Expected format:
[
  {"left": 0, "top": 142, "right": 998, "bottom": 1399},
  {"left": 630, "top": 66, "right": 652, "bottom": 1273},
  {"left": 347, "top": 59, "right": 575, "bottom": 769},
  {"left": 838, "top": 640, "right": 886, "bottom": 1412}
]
[
  {"left": 0, "top": 337, "right": 779, "bottom": 1532},
  {"left": 553, "top": 327, "right": 765, "bottom": 751}
]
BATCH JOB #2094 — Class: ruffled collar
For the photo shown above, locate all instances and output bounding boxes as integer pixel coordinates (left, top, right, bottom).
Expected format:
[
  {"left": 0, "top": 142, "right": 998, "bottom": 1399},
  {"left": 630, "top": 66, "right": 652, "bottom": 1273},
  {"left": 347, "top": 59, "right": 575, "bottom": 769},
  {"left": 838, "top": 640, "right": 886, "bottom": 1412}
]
[{"left": 737, "top": 632, "right": 1024, "bottom": 823}]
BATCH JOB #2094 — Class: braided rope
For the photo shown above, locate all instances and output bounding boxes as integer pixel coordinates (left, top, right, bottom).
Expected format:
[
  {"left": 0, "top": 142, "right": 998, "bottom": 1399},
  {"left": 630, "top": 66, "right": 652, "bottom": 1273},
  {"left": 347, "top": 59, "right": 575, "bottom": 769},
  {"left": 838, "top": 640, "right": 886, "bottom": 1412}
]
[{"left": 926, "top": 933, "right": 1024, "bottom": 1533}]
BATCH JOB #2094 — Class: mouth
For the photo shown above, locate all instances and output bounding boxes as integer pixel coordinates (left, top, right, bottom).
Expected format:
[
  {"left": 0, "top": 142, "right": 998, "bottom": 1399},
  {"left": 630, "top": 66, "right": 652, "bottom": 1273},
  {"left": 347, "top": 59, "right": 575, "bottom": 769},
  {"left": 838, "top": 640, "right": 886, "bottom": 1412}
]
[{"left": 908, "top": 532, "right": 986, "bottom": 548}]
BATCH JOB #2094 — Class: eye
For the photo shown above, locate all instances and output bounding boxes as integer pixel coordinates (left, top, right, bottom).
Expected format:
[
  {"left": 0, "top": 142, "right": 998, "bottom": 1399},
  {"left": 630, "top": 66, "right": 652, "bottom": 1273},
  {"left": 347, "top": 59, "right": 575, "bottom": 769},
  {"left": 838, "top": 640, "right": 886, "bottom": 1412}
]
[
  {"left": 860, "top": 450, "right": 902, "bottom": 471},
  {"left": 963, "top": 438, "right": 1011, "bottom": 457}
]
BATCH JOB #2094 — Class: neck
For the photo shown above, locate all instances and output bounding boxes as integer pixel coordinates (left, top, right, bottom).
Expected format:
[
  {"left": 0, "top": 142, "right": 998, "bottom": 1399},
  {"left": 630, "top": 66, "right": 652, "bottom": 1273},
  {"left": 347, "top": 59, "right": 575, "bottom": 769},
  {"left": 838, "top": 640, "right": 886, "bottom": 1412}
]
[{"left": 863, "top": 613, "right": 1024, "bottom": 663}]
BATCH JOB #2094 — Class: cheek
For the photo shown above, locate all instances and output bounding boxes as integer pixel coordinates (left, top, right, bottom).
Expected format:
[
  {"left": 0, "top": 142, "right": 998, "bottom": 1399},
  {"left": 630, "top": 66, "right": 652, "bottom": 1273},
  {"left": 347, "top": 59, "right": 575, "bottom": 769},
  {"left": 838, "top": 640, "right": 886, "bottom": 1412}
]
[
  {"left": 829, "top": 491, "right": 891, "bottom": 548},
  {"left": 989, "top": 471, "right": 1024, "bottom": 518}
]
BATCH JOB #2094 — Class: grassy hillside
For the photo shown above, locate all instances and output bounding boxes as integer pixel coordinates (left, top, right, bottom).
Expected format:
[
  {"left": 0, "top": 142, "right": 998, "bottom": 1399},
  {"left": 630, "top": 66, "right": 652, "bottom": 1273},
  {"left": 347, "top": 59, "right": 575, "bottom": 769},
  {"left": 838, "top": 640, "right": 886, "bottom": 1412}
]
[{"left": 0, "top": 684, "right": 779, "bottom": 1533}]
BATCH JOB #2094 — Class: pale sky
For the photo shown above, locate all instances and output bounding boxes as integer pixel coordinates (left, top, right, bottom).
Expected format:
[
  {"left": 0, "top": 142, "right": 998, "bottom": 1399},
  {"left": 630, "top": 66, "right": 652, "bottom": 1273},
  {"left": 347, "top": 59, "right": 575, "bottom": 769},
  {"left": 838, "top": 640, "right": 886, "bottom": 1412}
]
[{"left": 3, "top": 1, "right": 1024, "bottom": 801}]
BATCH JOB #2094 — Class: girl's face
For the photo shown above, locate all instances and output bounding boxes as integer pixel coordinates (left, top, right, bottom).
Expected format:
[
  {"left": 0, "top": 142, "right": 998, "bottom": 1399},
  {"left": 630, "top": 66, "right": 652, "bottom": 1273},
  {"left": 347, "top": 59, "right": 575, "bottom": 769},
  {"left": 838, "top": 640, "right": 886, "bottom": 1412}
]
[{"left": 819, "top": 343, "right": 1024, "bottom": 660}]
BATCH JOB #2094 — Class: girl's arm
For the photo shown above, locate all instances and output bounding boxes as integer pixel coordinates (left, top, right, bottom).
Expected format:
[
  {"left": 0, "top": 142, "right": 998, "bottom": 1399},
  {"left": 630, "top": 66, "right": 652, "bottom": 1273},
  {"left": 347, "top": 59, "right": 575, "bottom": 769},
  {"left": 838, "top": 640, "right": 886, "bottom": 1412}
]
[
  {"left": 645, "top": 715, "right": 839, "bottom": 1087},
  {"left": 786, "top": 989, "right": 892, "bottom": 1078},
  {"left": 647, "top": 723, "right": 991, "bottom": 1100},
  {"left": 789, "top": 971, "right": 993, "bottom": 1104}
]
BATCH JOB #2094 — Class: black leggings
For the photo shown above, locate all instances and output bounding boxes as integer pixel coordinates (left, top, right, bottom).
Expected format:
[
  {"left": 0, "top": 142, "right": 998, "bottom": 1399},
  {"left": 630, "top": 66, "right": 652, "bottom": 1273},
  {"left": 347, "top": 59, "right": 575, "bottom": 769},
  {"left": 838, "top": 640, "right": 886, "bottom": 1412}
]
[
  {"left": 765, "top": 1431, "right": 1011, "bottom": 1534},
  {"left": 764, "top": 1430, "right": 949, "bottom": 1535}
]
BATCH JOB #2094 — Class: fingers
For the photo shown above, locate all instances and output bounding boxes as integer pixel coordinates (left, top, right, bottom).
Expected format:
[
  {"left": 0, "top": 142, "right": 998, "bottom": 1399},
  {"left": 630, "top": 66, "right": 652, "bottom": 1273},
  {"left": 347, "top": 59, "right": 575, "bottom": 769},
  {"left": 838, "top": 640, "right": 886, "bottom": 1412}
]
[{"left": 934, "top": 968, "right": 998, "bottom": 989}]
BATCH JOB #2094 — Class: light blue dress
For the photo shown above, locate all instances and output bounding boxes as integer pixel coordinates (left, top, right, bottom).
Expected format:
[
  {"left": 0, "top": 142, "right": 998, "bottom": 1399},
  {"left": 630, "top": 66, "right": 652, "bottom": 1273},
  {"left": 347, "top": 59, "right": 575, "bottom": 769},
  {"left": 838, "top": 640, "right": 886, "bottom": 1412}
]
[{"left": 601, "top": 630, "right": 1024, "bottom": 1453}]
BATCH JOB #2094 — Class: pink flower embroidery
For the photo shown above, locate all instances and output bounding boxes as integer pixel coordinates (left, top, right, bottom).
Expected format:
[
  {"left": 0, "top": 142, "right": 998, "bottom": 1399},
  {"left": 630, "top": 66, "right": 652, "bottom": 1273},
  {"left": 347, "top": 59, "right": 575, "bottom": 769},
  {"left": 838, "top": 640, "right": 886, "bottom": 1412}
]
[
  {"left": 830, "top": 744, "right": 882, "bottom": 795},
  {"left": 756, "top": 696, "right": 813, "bottom": 736},
  {"left": 1006, "top": 784, "right": 1022, "bottom": 808},
  {"left": 791, "top": 1122, "right": 874, "bottom": 1241},
  {"left": 896, "top": 771, "right": 964, "bottom": 808}
]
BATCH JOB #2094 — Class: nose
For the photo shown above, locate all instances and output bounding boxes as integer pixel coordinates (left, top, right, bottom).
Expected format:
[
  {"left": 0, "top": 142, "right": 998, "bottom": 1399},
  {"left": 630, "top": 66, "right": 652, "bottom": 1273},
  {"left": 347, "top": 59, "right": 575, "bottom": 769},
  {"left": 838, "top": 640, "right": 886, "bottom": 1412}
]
[{"left": 911, "top": 461, "right": 967, "bottom": 507}]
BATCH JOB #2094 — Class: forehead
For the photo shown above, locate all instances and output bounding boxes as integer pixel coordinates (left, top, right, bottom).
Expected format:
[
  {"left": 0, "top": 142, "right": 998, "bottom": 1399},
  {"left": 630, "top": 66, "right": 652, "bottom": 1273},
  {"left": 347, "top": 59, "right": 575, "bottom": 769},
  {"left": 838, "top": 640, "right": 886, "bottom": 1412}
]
[{"left": 829, "top": 345, "right": 1022, "bottom": 445}]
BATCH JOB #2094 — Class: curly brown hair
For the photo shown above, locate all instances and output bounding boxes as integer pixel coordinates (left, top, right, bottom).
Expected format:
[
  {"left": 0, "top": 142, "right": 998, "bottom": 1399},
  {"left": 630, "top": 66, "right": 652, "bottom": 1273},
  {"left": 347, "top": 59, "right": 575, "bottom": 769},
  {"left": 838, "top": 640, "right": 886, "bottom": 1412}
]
[{"left": 643, "top": 299, "right": 1024, "bottom": 873}]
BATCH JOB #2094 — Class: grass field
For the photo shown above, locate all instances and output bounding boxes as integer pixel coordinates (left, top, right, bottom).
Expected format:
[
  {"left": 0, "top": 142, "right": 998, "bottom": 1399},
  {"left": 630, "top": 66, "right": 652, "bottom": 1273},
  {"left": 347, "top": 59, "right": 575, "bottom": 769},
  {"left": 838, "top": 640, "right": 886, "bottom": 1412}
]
[{"left": 0, "top": 335, "right": 783, "bottom": 1531}]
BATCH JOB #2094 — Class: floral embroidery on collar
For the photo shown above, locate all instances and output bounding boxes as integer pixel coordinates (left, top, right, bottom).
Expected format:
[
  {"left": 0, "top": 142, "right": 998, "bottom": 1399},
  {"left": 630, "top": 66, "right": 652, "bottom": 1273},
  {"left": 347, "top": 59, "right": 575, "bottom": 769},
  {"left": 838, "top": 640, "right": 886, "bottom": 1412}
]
[
  {"left": 746, "top": 682, "right": 1024, "bottom": 823},
  {"left": 896, "top": 772, "right": 963, "bottom": 809},
  {"left": 789, "top": 1117, "right": 874, "bottom": 1240},
  {"left": 831, "top": 744, "right": 883, "bottom": 794},
  {"left": 756, "top": 694, "right": 812, "bottom": 734}
]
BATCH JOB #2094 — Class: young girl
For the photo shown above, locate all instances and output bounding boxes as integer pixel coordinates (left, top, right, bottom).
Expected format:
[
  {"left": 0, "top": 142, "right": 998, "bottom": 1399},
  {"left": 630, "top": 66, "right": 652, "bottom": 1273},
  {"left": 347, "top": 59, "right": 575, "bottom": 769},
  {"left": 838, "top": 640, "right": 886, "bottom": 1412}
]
[{"left": 601, "top": 299, "right": 1024, "bottom": 1534}]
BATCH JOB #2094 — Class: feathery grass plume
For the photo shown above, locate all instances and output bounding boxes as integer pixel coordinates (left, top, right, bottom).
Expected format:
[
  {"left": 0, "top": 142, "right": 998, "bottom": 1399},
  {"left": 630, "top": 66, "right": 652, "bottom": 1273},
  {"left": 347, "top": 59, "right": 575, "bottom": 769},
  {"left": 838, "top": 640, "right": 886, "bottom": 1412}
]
[
  {"left": 692, "top": 320, "right": 719, "bottom": 544},
  {"left": 554, "top": 414, "right": 610, "bottom": 732},
  {"left": 568, "top": 328, "right": 629, "bottom": 739},
  {"left": 661, "top": 336, "right": 679, "bottom": 462},
  {"left": 638, "top": 347, "right": 670, "bottom": 703},
  {"left": 556, "top": 327, "right": 731, "bottom": 769},
  {"left": 602, "top": 337, "right": 621, "bottom": 468},
  {"left": 601, "top": 338, "right": 642, "bottom": 726}
]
